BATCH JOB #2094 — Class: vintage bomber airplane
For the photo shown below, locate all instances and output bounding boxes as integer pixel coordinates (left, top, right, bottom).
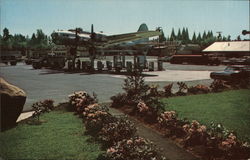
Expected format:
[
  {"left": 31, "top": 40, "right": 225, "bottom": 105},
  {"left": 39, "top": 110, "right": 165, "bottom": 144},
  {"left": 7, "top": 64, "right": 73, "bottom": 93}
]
[{"left": 51, "top": 24, "right": 162, "bottom": 52}]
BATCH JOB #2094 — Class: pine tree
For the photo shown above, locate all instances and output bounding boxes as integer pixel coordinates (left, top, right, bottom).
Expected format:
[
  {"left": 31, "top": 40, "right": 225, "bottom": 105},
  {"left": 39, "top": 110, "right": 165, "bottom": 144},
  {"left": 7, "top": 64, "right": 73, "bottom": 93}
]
[
  {"left": 181, "top": 27, "right": 186, "bottom": 43},
  {"left": 202, "top": 31, "right": 207, "bottom": 41},
  {"left": 177, "top": 28, "right": 181, "bottom": 41},
  {"left": 170, "top": 28, "right": 176, "bottom": 41},
  {"left": 185, "top": 28, "right": 190, "bottom": 43},
  {"left": 3, "top": 28, "right": 10, "bottom": 41},
  {"left": 210, "top": 30, "right": 214, "bottom": 38},
  {"left": 159, "top": 30, "right": 166, "bottom": 42},
  {"left": 197, "top": 33, "right": 202, "bottom": 43},
  {"left": 192, "top": 32, "right": 197, "bottom": 43},
  {"left": 207, "top": 31, "right": 211, "bottom": 38}
]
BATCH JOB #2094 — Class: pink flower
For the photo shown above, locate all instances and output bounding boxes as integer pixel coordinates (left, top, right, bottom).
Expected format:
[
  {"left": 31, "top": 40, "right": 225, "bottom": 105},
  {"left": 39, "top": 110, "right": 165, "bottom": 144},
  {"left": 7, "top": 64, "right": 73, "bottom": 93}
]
[
  {"left": 183, "top": 124, "right": 190, "bottom": 132},
  {"left": 107, "top": 147, "right": 117, "bottom": 154},
  {"left": 200, "top": 125, "right": 207, "bottom": 132},
  {"left": 127, "top": 140, "right": 133, "bottom": 145},
  {"left": 137, "top": 101, "right": 149, "bottom": 113}
]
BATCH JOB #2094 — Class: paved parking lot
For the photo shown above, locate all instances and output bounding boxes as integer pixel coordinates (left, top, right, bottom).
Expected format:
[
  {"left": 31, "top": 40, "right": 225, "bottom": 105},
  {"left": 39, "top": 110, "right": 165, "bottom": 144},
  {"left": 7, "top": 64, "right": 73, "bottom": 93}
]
[{"left": 1, "top": 62, "right": 226, "bottom": 111}]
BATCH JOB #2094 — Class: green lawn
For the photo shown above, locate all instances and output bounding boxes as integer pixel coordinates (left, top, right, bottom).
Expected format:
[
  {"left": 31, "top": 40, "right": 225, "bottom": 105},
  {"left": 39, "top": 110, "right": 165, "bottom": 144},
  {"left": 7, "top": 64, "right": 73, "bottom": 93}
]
[
  {"left": 0, "top": 110, "right": 102, "bottom": 160},
  {"left": 161, "top": 89, "right": 250, "bottom": 142}
]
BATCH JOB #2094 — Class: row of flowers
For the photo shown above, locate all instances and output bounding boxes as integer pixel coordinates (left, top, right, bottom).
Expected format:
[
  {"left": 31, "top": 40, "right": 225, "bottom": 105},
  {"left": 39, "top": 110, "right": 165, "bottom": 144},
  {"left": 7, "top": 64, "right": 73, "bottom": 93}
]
[
  {"left": 136, "top": 101, "right": 250, "bottom": 160},
  {"left": 110, "top": 71, "right": 250, "bottom": 159},
  {"left": 161, "top": 80, "right": 239, "bottom": 97},
  {"left": 68, "top": 91, "right": 166, "bottom": 160}
]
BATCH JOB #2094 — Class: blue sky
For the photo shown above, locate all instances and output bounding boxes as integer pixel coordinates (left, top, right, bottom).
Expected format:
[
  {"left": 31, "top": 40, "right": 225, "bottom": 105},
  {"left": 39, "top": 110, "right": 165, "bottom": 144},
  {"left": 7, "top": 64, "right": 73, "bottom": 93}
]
[{"left": 1, "top": 0, "right": 249, "bottom": 39}]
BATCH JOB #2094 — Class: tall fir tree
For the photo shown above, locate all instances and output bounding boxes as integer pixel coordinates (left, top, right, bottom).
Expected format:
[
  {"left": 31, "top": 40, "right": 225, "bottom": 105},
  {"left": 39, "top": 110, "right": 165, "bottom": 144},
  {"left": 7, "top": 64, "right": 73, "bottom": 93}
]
[
  {"left": 181, "top": 27, "right": 186, "bottom": 43},
  {"left": 197, "top": 32, "right": 202, "bottom": 43},
  {"left": 202, "top": 31, "right": 207, "bottom": 41},
  {"left": 170, "top": 28, "right": 176, "bottom": 41},
  {"left": 185, "top": 27, "right": 190, "bottom": 43},
  {"left": 192, "top": 32, "right": 197, "bottom": 43},
  {"left": 210, "top": 30, "right": 214, "bottom": 38},
  {"left": 177, "top": 28, "right": 182, "bottom": 41},
  {"left": 159, "top": 30, "right": 166, "bottom": 42}
]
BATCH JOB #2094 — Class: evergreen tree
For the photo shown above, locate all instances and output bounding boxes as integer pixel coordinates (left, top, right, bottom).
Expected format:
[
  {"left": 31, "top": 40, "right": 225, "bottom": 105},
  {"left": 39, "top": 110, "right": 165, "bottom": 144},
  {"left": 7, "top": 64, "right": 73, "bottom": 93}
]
[
  {"left": 222, "top": 36, "right": 227, "bottom": 41},
  {"left": 181, "top": 27, "right": 186, "bottom": 43},
  {"left": 202, "top": 31, "right": 207, "bottom": 41},
  {"left": 185, "top": 27, "right": 190, "bottom": 43},
  {"left": 210, "top": 30, "right": 214, "bottom": 38},
  {"left": 166, "top": 36, "right": 170, "bottom": 41},
  {"left": 170, "top": 28, "right": 176, "bottom": 41},
  {"left": 177, "top": 28, "right": 181, "bottom": 41},
  {"left": 192, "top": 32, "right": 197, "bottom": 43},
  {"left": 237, "top": 35, "right": 241, "bottom": 41},
  {"left": 207, "top": 31, "right": 211, "bottom": 38},
  {"left": 197, "top": 33, "right": 202, "bottom": 43},
  {"left": 159, "top": 30, "right": 166, "bottom": 42},
  {"left": 1, "top": 28, "right": 12, "bottom": 49},
  {"left": 227, "top": 35, "right": 231, "bottom": 41},
  {"left": 3, "top": 28, "right": 11, "bottom": 41},
  {"left": 29, "top": 33, "right": 37, "bottom": 46}
]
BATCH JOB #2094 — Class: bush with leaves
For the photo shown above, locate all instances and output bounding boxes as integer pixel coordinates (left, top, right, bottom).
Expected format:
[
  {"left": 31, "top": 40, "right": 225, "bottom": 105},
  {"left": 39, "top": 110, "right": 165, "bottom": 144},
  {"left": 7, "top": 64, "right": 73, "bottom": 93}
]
[
  {"left": 205, "top": 122, "right": 250, "bottom": 159},
  {"left": 110, "top": 93, "right": 127, "bottom": 108},
  {"left": 176, "top": 82, "right": 188, "bottom": 96},
  {"left": 137, "top": 97, "right": 165, "bottom": 123},
  {"left": 103, "top": 137, "right": 165, "bottom": 160},
  {"left": 98, "top": 116, "right": 137, "bottom": 147},
  {"left": 187, "top": 84, "right": 210, "bottom": 94},
  {"left": 68, "top": 91, "right": 97, "bottom": 114},
  {"left": 210, "top": 80, "right": 229, "bottom": 92},
  {"left": 163, "top": 83, "right": 173, "bottom": 97},
  {"left": 122, "top": 70, "right": 150, "bottom": 106},
  {"left": 183, "top": 120, "right": 209, "bottom": 146},
  {"left": 83, "top": 103, "right": 114, "bottom": 135},
  {"left": 149, "top": 84, "right": 159, "bottom": 97},
  {"left": 158, "top": 111, "right": 187, "bottom": 137},
  {"left": 136, "top": 100, "right": 149, "bottom": 114},
  {"left": 31, "top": 99, "right": 54, "bottom": 121}
]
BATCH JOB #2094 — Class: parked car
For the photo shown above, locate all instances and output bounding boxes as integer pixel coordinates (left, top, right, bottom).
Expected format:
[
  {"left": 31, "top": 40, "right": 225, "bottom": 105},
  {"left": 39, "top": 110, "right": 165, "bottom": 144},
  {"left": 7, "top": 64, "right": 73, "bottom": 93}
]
[{"left": 210, "top": 65, "right": 250, "bottom": 81}]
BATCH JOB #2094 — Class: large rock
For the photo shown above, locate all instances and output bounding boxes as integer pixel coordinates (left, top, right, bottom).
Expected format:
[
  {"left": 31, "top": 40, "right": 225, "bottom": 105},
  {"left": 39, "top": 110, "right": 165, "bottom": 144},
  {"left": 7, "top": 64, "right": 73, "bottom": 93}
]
[{"left": 0, "top": 78, "right": 26, "bottom": 131}]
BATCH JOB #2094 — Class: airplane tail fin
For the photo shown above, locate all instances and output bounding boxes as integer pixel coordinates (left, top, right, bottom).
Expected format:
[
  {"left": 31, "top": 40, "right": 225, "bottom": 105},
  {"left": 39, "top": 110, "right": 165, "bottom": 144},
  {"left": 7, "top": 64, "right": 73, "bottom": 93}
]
[{"left": 138, "top": 23, "right": 149, "bottom": 32}]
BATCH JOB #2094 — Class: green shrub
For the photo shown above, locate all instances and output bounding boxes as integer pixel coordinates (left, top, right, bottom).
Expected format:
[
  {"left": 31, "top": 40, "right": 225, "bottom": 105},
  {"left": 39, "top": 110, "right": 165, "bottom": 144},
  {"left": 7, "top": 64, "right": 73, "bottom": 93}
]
[
  {"left": 183, "top": 120, "right": 209, "bottom": 146},
  {"left": 122, "top": 70, "right": 150, "bottom": 106},
  {"left": 68, "top": 91, "right": 97, "bottom": 114},
  {"left": 210, "top": 80, "right": 229, "bottom": 92},
  {"left": 136, "top": 97, "right": 165, "bottom": 123},
  {"left": 98, "top": 116, "right": 137, "bottom": 147},
  {"left": 187, "top": 84, "right": 210, "bottom": 94},
  {"left": 149, "top": 84, "right": 159, "bottom": 97},
  {"left": 110, "top": 93, "right": 127, "bottom": 108},
  {"left": 103, "top": 137, "right": 165, "bottom": 160},
  {"left": 176, "top": 82, "right": 188, "bottom": 96},
  {"left": 163, "top": 83, "right": 173, "bottom": 97},
  {"left": 83, "top": 104, "right": 114, "bottom": 135},
  {"left": 31, "top": 99, "right": 54, "bottom": 121},
  {"left": 158, "top": 111, "right": 187, "bottom": 137}
]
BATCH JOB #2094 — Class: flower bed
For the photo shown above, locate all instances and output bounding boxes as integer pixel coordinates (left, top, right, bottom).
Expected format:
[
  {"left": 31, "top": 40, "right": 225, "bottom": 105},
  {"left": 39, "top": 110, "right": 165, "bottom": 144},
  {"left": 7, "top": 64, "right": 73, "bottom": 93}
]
[
  {"left": 110, "top": 72, "right": 250, "bottom": 159},
  {"left": 156, "top": 110, "right": 250, "bottom": 159},
  {"left": 68, "top": 90, "right": 165, "bottom": 160}
]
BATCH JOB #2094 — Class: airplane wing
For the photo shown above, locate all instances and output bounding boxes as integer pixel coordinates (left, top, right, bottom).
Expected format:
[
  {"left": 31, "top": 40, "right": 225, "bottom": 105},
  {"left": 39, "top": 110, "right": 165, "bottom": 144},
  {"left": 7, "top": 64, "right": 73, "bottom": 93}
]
[{"left": 103, "top": 30, "right": 162, "bottom": 47}]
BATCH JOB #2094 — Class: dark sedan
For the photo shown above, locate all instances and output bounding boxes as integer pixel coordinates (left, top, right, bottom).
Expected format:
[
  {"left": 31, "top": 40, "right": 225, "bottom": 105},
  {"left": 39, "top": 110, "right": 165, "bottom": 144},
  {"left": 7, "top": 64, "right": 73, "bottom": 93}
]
[{"left": 210, "top": 65, "right": 250, "bottom": 81}]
